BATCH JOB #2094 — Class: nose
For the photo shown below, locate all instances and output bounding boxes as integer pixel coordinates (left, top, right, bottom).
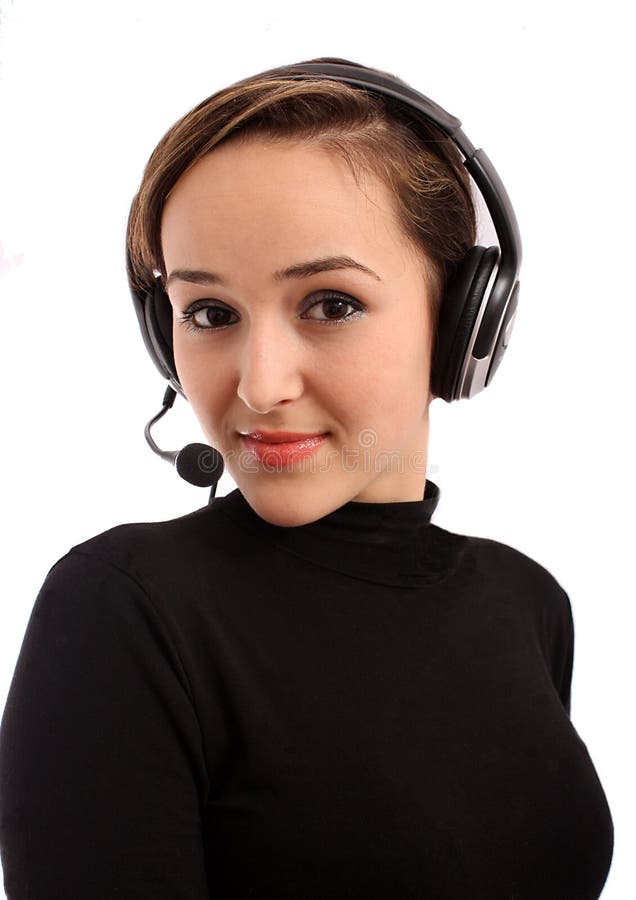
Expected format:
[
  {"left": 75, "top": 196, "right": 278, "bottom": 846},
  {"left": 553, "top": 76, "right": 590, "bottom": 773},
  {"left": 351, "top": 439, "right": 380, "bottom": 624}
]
[{"left": 236, "top": 319, "right": 304, "bottom": 414}]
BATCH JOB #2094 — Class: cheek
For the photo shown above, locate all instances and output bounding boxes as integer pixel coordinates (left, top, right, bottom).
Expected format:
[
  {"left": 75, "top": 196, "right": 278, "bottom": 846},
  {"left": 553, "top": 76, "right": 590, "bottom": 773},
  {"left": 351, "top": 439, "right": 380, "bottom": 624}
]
[
  {"left": 329, "top": 316, "right": 429, "bottom": 417},
  {"left": 172, "top": 338, "right": 219, "bottom": 414}
]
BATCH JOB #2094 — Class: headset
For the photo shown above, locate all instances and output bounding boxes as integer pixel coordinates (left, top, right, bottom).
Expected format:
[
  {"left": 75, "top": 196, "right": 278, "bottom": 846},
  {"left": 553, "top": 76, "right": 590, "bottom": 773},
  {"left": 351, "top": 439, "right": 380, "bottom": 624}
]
[{"left": 126, "top": 60, "right": 522, "bottom": 498}]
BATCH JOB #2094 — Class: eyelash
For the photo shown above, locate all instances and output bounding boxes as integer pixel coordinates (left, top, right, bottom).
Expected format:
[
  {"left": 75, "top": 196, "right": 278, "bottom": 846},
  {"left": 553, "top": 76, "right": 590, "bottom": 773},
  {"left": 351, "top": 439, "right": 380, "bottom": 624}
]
[{"left": 176, "top": 291, "right": 366, "bottom": 334}]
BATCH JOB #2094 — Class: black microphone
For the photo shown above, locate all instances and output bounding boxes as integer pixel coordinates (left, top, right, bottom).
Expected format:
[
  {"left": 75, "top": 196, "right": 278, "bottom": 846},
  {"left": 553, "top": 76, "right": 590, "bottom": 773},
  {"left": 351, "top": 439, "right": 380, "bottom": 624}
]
[{"left": 144, "top": 386, "right": 225, "bottom": 501}]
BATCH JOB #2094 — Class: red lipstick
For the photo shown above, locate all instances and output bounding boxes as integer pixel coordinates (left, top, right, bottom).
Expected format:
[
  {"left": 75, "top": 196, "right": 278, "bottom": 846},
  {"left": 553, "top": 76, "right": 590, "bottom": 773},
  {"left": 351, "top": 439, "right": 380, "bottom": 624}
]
[{"left": 239, "top": 431, "right": 329, "bottom": 466}]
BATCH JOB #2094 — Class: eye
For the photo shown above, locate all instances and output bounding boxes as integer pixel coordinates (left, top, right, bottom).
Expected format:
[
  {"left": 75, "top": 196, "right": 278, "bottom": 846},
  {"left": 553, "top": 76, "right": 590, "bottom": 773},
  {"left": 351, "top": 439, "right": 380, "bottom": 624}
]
[
  {"left": 176, "top": 291, "right": 366, "bottom": 334},
  {"left": 302, "top": 292, "right": 366, "bottom": 326},
  {"left": 177, "top": 303, "right": 237, "bottom": 332}
]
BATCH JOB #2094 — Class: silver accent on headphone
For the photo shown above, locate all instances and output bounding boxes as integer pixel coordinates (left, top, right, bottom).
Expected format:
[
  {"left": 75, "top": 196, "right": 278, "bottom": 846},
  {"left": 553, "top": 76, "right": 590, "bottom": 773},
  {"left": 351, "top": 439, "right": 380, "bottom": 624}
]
[{"left": 457, "top": 261, "right": 500, "bottom": 399}]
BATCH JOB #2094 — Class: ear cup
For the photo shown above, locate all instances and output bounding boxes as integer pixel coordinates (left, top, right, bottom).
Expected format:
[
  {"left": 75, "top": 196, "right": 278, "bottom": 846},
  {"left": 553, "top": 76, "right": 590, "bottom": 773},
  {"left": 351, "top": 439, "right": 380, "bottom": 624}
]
[
  {"left": 430, "top": 245, "right": 500, "bottom": 402},
  {"left": 145, "top": 282, "right": 184, "bottom": 396}
]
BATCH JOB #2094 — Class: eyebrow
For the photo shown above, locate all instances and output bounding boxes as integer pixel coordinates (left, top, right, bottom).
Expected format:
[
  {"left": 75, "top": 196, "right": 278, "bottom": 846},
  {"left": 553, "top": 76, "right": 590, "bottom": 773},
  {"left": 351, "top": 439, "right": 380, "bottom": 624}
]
[{"left": 164, "top": 255, "right": 382, "bottom": 291}]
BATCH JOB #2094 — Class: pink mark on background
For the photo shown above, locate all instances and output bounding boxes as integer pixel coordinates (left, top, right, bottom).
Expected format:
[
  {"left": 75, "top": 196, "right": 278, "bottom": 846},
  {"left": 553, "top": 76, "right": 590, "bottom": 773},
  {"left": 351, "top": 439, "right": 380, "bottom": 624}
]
[{"left": 0, "top": 240, "right": 25, "bottom": 276}]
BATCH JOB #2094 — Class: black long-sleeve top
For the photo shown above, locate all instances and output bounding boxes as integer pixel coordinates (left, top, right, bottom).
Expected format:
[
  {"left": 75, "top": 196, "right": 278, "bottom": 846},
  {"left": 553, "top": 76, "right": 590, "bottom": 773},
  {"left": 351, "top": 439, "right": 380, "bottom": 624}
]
[{"left": 0, "top": 479, "right": 614, "bottom": 898}]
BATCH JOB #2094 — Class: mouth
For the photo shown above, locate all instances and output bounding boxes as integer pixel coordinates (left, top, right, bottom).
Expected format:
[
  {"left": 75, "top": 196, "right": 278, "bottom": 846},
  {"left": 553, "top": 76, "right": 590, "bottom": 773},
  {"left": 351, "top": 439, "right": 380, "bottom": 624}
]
[
  {"left": 238, "top": 431, "right": 330, "bottom": 464},
  {"left": 238, "top": 431, "right": 329, "bottom": 444}
]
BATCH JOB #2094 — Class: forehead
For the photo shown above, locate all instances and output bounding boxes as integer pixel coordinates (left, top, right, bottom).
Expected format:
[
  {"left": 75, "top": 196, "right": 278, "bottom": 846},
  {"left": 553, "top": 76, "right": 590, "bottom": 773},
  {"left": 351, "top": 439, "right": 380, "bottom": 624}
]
[
  {"left": 164, "top": 135, "right": 377, "bottom": 207},
  {"left": 160, "top": 137, "right": 410, "bottom": 268}
]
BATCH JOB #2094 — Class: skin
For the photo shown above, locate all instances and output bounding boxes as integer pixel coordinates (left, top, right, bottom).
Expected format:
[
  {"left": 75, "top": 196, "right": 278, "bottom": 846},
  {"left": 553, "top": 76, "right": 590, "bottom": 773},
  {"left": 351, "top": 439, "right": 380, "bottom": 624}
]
[{"left": 161, "top": 135, "right": 436, "bottom": 527}]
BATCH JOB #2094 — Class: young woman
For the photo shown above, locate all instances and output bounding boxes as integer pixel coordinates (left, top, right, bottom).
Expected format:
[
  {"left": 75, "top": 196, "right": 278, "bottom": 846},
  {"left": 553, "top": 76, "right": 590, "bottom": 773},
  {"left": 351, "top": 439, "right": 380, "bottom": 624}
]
[{"left": 0, "top": 58, "right": 614, "bottom": 899}]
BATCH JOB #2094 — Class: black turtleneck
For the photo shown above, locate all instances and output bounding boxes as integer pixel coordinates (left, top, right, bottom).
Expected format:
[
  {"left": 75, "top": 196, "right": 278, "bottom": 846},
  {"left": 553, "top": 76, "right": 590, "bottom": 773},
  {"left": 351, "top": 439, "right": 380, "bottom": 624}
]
[
  {"left": 0, "top": 480, "right": 614, "bottom": 899},
  {"left": 220, "top": 478, "right": 452, "bottom": 588}
]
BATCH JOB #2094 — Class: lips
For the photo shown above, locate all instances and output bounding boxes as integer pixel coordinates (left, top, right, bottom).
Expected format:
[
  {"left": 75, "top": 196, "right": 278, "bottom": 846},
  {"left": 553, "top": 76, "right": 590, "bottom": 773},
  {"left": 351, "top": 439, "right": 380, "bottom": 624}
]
[
  {"left": 239, "top": 431, "right": 329, "bottom": 465},
  {"left": 240, "top": 431, "right": 328, "bottom": 444}
]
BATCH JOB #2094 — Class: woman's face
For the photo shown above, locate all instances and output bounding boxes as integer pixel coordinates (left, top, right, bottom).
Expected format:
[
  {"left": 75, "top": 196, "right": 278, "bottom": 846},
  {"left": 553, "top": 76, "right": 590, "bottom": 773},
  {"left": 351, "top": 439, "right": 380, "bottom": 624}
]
[{"left": 161, "top": 135, "right": 435, "bottom": 526}]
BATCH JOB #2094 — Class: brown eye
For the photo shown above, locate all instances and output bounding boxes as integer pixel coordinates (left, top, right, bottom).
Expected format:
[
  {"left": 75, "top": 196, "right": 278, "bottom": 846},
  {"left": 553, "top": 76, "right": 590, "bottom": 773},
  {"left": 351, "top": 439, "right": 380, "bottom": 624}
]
[
  {"left": 193, "top": 306, "right": 236, "bottom": 329},
  {"left": 302, "top": 292, "right": 366, "bottom": 326},
  {"left": 176, "top": 302, "right": 237, "bottom": 333}
]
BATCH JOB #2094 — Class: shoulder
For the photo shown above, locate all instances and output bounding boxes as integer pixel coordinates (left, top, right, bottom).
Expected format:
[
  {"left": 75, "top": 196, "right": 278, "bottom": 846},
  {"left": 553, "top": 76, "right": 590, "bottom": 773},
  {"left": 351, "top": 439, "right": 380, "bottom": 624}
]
[
  {"left": 63, "top": 499, "right": 235, "bottom": 572},
  {"left": 465, "top": 530, "right": 566, "bottom": 590},
  {"left": 23, "top": 502, "right": 251, "bottom": 687},
  {"left": 436, "top": 525, "right": 571, "bottom": 622},
  {"left": 38, "top": 499, "right": 245, "bottom": 624}
]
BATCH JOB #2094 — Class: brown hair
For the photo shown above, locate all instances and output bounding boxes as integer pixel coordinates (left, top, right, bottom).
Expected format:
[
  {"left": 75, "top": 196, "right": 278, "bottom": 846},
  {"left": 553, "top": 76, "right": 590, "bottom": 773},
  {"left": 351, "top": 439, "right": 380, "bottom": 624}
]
[{"left": 126, "top": 57, "right": 477, "bottom": 349}]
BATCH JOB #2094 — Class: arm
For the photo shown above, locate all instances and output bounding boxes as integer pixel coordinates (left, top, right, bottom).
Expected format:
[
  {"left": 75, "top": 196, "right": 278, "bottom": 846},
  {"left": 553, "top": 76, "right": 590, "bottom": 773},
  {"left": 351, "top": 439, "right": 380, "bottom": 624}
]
[
  {"left": 548, "top": 587, "right": 575, "bottom": 718},
  {"left": 0, "top": 551, "right": 211, "bottom": 900}
]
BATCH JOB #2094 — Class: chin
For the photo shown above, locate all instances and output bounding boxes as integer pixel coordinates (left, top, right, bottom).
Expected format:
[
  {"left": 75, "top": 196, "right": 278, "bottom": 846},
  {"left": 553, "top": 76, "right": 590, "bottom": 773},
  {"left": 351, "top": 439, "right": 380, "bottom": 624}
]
[{"left": 235, "top": 476, "right": 344, "bottom": 528}]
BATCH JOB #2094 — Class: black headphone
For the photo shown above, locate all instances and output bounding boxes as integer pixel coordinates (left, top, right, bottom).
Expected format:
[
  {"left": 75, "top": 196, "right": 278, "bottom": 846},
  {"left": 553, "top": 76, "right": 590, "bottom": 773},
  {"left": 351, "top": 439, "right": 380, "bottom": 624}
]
[{"left": 127, "top": 60, "right": 522, "bottom": 497}]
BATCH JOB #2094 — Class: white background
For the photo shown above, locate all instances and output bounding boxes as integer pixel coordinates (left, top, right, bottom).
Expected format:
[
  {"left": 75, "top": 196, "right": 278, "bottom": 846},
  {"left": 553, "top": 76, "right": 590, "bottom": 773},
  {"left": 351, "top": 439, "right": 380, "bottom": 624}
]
[{"left": 0, "top": 0, "right": 633, "bottom": 896}]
